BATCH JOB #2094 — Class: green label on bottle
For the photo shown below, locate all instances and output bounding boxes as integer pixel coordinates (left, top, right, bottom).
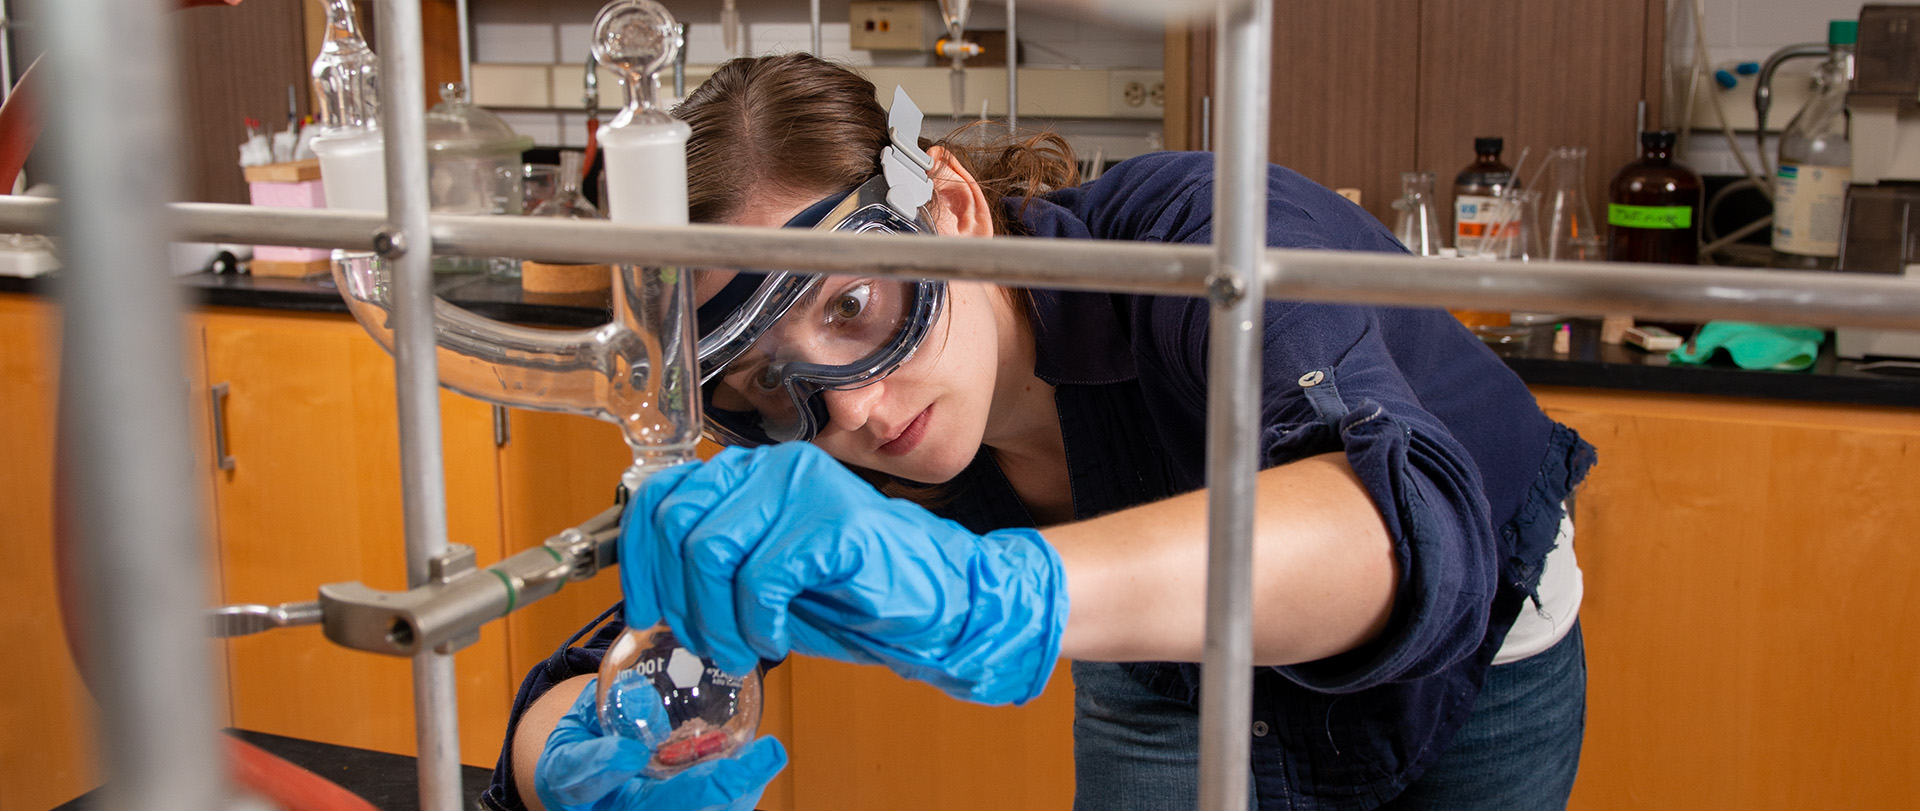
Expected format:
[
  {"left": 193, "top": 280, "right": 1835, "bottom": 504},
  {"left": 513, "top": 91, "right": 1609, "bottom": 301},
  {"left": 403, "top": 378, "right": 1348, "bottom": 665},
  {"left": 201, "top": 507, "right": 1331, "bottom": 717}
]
[{"left": 1608, "top": 203, "right": 1692, "bottom": 229}]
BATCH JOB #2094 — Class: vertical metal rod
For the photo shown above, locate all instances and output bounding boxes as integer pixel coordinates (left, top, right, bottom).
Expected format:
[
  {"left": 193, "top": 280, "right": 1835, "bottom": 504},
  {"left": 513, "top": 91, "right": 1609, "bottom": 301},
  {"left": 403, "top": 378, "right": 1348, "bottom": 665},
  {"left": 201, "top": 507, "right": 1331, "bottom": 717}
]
[
  {"left": 46, "top": 1, "right": 224, "bottom": 811},
  {"left": 810, "top": 0, "right": 822, "bottom": 55},
  {"left": 1198, "top": 0, "right": 1269, "bottom": 809},
  {"left": 374, "top": 2, "right": 463, "bottom": 810},
  {"left": 1005, "top": 0, "right": 1017, "bottom": 131},
  {"left": 0, "top": 0, "right": 14, "bottom": 108},
  {"left": 455, "top": 0, "right": 472, "bottom": 91}
]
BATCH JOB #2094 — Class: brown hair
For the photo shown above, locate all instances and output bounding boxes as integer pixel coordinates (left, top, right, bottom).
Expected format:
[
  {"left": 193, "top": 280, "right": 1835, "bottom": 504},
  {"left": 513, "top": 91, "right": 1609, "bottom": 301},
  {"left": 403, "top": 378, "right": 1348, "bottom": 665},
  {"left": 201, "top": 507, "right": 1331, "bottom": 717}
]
[
  {"left": 678, "top": 54, "right": 1064, "bottom": 506},
  {"left": 675, "top": 53, "right": 1079, "bottom": 234}
]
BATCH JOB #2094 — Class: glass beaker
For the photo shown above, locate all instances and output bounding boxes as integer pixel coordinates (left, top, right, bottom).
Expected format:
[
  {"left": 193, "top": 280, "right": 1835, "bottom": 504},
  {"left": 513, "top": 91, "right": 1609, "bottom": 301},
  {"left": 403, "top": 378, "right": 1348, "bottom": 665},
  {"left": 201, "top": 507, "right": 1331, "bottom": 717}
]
[
  {"left": 1391, "top": 171, "right": 1442, "bottom": 257},
  {"left": 1473, "top": 189, "right": 1541, "bottom": 262},
  {"left": 1539, "top": 147, "right": 1602, "bottom": 262}
]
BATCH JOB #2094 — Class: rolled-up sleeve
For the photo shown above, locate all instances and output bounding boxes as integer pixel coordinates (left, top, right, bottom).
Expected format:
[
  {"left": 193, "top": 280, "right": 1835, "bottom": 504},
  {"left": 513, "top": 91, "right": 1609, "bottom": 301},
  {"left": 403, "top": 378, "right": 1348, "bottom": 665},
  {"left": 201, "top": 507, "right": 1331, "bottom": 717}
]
[{"left": 1141, "top": 296, "right": 1499, "bottom": 694}]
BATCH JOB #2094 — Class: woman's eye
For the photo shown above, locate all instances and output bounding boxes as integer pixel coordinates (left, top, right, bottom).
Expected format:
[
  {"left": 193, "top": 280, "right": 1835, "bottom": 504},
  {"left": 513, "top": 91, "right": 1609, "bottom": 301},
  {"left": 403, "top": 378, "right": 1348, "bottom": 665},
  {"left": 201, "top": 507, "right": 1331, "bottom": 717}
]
[{"left": 831, "top": 284, "right": 871, "bottom": 320}]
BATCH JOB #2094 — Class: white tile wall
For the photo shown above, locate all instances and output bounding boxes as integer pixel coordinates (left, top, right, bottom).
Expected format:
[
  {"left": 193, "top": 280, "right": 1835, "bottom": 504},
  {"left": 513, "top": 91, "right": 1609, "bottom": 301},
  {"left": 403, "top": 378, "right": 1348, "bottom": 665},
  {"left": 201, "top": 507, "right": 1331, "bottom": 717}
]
[
  {"left": 469, "top": 0, "right": 1166, "bottom": 155},
  {"left": 474, "top": 22, "right": 560, "bottom": 63},
  {"left": 1671, "top": 0, "right": 1863, "bottom": 165},
  {"left": 470, "top": 0, "right": 1161, "bottom": 71},
  {"left": 1680, "top": 0, "right": 1865, "bottom": 64}
]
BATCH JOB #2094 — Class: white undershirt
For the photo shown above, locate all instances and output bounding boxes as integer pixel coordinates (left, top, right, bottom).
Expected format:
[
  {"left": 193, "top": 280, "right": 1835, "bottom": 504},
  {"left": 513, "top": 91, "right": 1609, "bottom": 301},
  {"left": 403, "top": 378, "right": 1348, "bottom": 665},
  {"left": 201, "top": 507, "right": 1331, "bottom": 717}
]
[{"left": 1492, "top": 511, "right": 1582, "bottom": 665}]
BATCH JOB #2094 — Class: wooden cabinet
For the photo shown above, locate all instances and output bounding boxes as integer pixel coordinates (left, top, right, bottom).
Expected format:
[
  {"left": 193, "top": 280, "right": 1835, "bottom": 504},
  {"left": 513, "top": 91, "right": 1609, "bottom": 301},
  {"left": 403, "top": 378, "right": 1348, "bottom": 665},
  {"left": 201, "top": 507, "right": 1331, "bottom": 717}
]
[
  {"left": 14, "top": 292, "right": 1918, "bottom": 809},
  {"left": 0, "top": 295, "right": 96, "bottom": 811},
  {"left": 1538, "top": 387, "right": 1920, "bottom": 809},
  {"left": 784, "top": 659, "right": 1075, "bottom": 811},
  {"left": 198, "top": 307, "right": 513, "bottom": 766},
  {"left": 0, "top": 298, "right": 685, "bottom": 805}
]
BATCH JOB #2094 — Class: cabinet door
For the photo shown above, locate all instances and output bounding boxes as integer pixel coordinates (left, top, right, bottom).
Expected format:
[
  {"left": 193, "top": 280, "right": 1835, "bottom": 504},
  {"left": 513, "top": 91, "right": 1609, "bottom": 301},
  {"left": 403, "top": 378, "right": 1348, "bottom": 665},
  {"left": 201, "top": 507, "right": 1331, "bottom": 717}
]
[
  {"left": 1536, "top": 388, "right": 1920, "bottom": 809},
  {"left": 0, "top": 295, "right": 97, "bottom": 811},
  {"left": 199, "top": 308, "right": 510, "bottom": 766},
  {"left": 786, "top": 659, "right": 1075, "bottom": 811}
]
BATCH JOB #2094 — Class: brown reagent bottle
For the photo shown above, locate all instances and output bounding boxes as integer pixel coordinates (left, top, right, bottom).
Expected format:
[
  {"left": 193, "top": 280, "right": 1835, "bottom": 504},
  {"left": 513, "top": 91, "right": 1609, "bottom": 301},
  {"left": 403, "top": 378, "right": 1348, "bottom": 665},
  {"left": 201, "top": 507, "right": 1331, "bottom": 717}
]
[{"left": 1606, "top": 130, "right": 1702, "bottom": 266}]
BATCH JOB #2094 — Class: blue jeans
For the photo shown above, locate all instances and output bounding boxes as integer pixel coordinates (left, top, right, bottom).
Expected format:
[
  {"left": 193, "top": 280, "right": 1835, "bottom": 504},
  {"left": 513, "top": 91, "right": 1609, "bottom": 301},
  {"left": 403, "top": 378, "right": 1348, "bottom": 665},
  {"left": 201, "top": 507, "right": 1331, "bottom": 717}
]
[{"left": 1072, "top": 623, "right": 1586, "bottom": 811}]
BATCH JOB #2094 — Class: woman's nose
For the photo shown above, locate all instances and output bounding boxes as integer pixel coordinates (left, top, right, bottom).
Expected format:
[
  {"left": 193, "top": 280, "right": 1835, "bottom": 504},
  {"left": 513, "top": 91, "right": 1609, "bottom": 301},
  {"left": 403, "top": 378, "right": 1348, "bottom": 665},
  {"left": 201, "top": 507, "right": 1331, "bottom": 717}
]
[{"left": 819, "top": 384, "right": 884, "bottom": 434}]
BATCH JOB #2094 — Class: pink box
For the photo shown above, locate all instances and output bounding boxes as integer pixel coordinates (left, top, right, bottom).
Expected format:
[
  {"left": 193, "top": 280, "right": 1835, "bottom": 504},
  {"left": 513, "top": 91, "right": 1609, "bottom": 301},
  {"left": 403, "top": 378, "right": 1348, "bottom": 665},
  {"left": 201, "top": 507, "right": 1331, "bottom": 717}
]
[{"left": 245, "top": 160, "right": 330, "bottom": 263}]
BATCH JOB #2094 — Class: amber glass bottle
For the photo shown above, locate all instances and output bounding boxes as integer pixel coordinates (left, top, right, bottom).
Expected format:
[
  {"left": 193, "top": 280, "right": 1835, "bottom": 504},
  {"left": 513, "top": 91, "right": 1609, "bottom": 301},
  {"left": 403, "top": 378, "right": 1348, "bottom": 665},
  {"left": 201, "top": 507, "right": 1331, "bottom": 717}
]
[
  {"left": 1452, "top": 137, "right": 1516, "bottom": 256},
  {"left": 1607, "top": 130, "right": 1702, "bottom": 265}
]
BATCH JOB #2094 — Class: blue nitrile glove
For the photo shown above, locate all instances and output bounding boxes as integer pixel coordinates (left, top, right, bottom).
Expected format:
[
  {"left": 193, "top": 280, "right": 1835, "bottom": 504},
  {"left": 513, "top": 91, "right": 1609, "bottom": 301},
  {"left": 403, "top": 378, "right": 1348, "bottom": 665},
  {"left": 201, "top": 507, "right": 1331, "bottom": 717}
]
[
  {"left": 619, "top": 442, "right": 1068, "bottom": 706},
  {"left": 534, "top": 678, "right": 787, "bottom": 811}
]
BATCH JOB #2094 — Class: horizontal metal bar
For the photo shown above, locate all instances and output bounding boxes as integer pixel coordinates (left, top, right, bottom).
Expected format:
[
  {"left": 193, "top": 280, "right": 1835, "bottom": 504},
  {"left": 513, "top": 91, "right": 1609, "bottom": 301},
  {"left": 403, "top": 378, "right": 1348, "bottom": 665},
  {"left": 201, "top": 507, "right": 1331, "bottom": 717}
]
[{"left": 4, "top": 196, "right": 1918, "bottom": 331}]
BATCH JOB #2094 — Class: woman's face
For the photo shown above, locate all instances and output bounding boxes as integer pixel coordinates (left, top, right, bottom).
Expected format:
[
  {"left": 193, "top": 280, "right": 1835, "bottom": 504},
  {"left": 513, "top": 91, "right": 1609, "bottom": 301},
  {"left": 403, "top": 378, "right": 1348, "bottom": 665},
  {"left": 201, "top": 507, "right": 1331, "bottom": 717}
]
[{"left": 703, "top": 157, "right": 1006, "bottom": 484}]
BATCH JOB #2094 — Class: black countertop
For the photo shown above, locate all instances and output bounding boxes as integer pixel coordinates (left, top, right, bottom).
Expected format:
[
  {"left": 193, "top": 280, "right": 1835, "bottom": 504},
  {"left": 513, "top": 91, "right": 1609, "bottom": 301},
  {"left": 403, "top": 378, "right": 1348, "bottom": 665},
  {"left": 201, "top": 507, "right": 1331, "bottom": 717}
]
[
  {"left": 54, "top": 729, "right": 495, "bottom": 811},
  {"left": 6, "top": 271, "right": 1918, "bottom": 408}
]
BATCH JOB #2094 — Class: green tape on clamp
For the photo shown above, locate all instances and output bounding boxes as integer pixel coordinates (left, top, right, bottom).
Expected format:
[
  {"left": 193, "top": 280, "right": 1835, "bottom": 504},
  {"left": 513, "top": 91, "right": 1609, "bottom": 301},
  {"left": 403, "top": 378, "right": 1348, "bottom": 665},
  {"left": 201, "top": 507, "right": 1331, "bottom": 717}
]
[{"left": 489, "top": 568, "right": 518, "bottom": 615}]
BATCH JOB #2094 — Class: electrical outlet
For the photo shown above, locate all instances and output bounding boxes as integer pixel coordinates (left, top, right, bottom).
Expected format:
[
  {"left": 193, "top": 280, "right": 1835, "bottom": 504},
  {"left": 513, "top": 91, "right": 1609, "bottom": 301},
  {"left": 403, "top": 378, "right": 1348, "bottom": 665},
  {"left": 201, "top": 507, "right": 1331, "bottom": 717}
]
[
  {"left": 850, "top": 1, "right": 941, "bottom": 52},
  {"left": 1107, "top": 70, "right": 1166, "bottom": 119}
]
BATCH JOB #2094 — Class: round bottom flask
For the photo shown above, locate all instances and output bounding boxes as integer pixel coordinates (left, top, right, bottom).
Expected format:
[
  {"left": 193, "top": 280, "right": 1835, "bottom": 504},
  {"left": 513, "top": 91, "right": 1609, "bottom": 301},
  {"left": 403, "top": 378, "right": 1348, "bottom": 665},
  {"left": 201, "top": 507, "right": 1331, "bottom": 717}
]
[{"left": 596, "top": 623, "right": 762, "bottom": 776}]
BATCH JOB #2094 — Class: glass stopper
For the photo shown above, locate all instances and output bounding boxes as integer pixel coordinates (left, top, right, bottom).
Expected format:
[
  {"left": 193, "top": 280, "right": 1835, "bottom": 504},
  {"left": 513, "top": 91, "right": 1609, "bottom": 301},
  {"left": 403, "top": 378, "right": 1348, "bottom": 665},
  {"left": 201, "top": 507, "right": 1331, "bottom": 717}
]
[{"left": 592, "top": 0, "right": 679, "bottom": 121}]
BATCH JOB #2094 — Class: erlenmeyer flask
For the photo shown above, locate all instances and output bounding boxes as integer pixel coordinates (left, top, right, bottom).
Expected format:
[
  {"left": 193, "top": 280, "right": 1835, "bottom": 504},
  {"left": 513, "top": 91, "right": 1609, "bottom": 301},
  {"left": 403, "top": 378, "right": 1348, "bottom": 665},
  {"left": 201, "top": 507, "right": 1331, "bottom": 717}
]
[
  {"left": 1539, "top": 147, "right": 1602, "bottom": 261},
  {"left": 520, "top": 150, "right": 608, "bottom": 290},
  {"left": 1391, "top": 171, "right": 1442, "bottom": 257}
]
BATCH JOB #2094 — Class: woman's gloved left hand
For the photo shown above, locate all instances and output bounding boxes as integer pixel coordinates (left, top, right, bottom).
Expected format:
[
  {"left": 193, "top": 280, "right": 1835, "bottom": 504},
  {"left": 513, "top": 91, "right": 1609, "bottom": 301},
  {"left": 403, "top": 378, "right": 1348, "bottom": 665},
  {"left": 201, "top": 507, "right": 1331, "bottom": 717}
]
[
  {"left": 619, "top": 443, "right": 1068, "bottom": 706},
  {"left": 535, "top": 679, "right": 787, "bottom": 811}
]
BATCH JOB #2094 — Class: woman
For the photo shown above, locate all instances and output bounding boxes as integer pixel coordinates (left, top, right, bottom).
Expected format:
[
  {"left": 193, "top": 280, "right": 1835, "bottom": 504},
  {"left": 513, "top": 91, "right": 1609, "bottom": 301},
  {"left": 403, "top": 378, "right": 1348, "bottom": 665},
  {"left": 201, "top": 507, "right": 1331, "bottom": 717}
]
[{"left": 488, "top": 53, "right": 1593, "bottom": 811}]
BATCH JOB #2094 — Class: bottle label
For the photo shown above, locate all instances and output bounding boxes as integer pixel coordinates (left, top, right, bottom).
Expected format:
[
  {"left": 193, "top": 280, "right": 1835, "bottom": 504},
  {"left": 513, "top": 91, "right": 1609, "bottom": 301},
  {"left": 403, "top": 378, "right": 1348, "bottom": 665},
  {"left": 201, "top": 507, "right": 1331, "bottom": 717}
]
[
  {"left": 1607, "top": 203, "right": 1692, "bottom": 229},
  {"left": 1772, "top": 162, "right": 1851, "bottom": 257},
  {"left": 1454, "top": 194, "right": 1504, "bottom": 250}
]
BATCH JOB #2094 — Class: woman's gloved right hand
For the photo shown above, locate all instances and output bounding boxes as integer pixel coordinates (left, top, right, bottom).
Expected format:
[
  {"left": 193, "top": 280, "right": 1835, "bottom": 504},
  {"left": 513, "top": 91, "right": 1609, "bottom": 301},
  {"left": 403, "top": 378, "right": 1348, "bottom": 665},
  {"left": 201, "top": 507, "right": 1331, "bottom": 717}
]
[
  {"left": 619, "top": 442, "right": 1068, "bottom": 707},
  {"left": 534, "top": 679, "right": 786, "bottom": 811}
]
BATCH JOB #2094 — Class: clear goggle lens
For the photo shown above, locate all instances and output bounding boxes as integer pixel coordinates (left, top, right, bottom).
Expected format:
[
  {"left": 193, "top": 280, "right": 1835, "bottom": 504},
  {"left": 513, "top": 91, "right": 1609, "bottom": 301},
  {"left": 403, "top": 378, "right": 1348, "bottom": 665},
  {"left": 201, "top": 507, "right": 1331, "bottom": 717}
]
[{"left": 703, "top": 274, "right": 935, "bottom": 443}]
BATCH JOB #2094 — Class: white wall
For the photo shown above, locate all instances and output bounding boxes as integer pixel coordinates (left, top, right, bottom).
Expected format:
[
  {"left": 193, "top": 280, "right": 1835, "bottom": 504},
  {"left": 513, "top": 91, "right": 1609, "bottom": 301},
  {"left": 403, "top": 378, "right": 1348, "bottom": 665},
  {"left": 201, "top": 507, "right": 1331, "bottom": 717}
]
[
  {"left": 470, "top": 0, "right": 1167, "bottom": 157},
  {"left": 1680, "top": 0, "right": 1864, "bottom": 64},
  {"left": 1669, "top": 0, "right": 1864, "bottom": 174}
]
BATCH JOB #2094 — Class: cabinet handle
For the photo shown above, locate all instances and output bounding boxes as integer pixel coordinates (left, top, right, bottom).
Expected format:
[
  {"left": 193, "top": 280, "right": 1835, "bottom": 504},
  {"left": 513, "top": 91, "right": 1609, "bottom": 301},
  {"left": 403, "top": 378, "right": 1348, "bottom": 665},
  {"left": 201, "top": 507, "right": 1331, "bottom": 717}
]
[
  {"left": 492, "top": 404, "right": 510, "bottom": 447},
  {"left": 210, "top": 382, "right": 235, "bottom": 471}
]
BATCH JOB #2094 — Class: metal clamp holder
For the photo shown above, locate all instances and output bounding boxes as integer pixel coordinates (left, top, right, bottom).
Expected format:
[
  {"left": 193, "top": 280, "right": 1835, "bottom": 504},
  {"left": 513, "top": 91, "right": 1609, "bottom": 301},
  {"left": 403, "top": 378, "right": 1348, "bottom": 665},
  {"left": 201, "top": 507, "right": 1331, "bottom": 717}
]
[{"left": 208, "top": 503, "right": 625, "bottom": 657}]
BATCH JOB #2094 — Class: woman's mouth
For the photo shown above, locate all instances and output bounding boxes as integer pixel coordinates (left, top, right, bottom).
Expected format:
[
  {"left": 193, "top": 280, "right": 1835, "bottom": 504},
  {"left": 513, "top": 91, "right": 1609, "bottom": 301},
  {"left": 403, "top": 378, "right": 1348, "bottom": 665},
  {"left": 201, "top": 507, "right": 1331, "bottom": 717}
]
[{"left": 878, "top": 406, "right": 932, "bottom": 456}]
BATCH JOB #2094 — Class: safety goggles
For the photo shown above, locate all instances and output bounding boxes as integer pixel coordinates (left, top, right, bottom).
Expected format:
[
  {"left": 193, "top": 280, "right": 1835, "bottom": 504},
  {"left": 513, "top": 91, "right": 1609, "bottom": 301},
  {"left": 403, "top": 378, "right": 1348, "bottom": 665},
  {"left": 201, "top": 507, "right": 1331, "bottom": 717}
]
[{"left": 691, "top": 86, "right": 944, "bottom": 447}]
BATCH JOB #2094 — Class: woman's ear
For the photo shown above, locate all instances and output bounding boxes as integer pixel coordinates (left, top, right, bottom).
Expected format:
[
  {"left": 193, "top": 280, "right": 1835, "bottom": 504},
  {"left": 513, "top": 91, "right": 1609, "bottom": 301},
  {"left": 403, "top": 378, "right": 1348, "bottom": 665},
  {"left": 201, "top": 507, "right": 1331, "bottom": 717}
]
[{"left": 924, "top": 145, "right": 995, "bottom": 238}]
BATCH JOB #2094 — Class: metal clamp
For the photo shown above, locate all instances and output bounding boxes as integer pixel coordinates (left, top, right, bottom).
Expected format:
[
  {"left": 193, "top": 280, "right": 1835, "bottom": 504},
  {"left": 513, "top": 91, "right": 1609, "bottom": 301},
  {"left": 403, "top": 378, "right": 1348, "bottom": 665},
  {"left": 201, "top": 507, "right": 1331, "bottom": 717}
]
[
  {"left": 207, "top": 504, "right": 624, "bottom": 657},
  {"left": 209, "top": 600, "right": 321, "bottom": 637}
]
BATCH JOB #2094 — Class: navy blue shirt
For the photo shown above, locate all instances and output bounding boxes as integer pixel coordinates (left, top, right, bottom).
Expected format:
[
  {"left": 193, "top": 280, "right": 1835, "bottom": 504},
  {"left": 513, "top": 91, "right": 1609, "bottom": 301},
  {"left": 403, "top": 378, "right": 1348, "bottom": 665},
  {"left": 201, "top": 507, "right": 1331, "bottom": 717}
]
[
  {"left": 483, "top": 151, "right": 1594, "bottom": 811},
  {"left": 937, "top": 151, "right": 1594, "bottom": 809}
]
